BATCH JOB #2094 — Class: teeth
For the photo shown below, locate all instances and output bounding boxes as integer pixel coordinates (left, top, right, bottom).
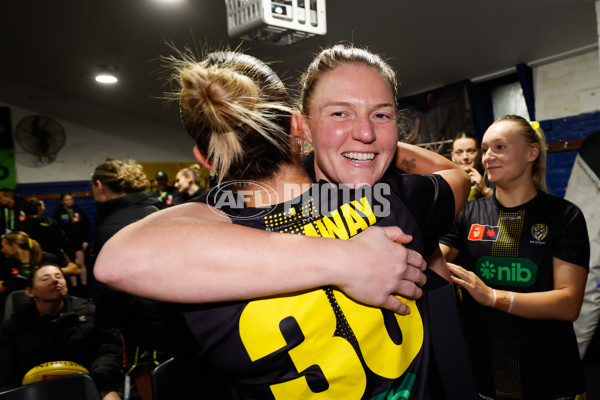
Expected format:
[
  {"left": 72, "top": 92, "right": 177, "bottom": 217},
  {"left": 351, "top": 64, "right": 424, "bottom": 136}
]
[{"left": 343, "top": 152, "right": 375, "bottom": 162}]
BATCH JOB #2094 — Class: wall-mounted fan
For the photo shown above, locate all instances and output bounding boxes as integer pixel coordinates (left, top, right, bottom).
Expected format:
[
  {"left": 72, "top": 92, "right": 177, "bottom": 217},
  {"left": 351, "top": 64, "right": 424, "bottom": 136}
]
[{"left": 14, "top": 115, "right": 66, "bottom": 167}]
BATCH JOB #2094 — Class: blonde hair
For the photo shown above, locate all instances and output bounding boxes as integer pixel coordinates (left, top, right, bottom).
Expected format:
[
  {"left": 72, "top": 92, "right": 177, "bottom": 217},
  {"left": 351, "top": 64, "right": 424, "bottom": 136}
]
[
  {"left": 177, "top": 164, "right": 203, "bottom": 185},
  {"left": 164, "top": 49, "right": 295, "bottom": 184},
  {"left": 3, "top": 231, "right": 43, "bottom": 265},
  {"left": 493, "top": 115, "right": 547, "bottom": 193},
  {"left": 92, "top": 159, "right": 149, "bottom": 194}
]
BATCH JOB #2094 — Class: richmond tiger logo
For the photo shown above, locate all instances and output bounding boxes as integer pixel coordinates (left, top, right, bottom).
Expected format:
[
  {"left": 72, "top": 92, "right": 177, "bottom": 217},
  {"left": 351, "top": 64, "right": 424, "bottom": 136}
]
[{"left": 530, "top": 223, "right": 548, "bottom": 241}]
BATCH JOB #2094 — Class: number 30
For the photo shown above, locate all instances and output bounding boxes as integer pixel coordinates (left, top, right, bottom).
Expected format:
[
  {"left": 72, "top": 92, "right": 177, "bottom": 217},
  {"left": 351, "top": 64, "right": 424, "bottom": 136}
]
[{"left": 239, "top": 289, "right": 423, "bottom": 399}]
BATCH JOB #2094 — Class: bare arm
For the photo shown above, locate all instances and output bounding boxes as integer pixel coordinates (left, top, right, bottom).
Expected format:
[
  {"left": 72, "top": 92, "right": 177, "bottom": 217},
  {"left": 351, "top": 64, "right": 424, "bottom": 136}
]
[
  {"left": 100, "top": 391, "right": 121, "bottom": 400},
  {"left": 426, "top": 245, "right": 452, "bottom": 282},
  {"left": 439, "top": 243, "right": 460, "bottom": 263},
  {"left": 94, "top": 202, "right": 427, "bottom": 315},
  {"left": 395, "top": 142, "right": 470, "bottom": 215},
  {"left": 447, "top": 257, "right": 587, "bottom": 321}
]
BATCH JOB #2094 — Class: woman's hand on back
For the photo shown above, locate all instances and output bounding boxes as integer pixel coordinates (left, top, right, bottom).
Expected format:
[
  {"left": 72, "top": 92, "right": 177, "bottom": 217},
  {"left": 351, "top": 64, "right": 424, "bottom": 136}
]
[{"left": 338, "top": 226, "right": 427, "bottom": 315}]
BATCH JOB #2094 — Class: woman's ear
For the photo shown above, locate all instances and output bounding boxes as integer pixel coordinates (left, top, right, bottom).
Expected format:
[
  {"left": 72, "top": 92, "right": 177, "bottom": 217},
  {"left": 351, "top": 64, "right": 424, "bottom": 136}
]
[
  {"left": 294, "top": 113, "right": 313, "bottom": 144},
  {"left": 93, "top": 180, "right": 106, "bottom": 196},
  {"left": 193, "top": 146, "right": 212, "bottom": 170},
  {"left": 528, "top": 142, "right": 540, "bottom": 162},
  {"left": 290, "top": 113, "right": 303, "bottom": 141},
  {"left": 290, "top": 113, "right": 304, "bottom": 154},
  {"left": 25, "top": 287, "right": 35, "bottom": 299}
]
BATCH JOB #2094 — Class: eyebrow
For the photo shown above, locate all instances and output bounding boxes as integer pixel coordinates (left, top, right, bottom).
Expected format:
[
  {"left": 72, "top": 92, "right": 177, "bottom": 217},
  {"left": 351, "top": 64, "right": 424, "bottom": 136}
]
[
  {"left": 322, "top": 101, "right": 395, "bottom": 109},
  {"left": 482, "top": 138, "right": 502, "bottom": 146},
  {"left": 39, "top": 273, "right": 59, "bottom": 277}
]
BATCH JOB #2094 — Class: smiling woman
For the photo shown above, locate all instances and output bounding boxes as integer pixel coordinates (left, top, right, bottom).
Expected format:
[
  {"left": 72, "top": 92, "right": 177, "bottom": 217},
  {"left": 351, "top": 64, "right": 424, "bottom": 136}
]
[
  {"left": 440, "top": 115, "right": 590, "bottom": 399},
  {"left": 299, "top": 63, "right": 399, "bottom": 186}
]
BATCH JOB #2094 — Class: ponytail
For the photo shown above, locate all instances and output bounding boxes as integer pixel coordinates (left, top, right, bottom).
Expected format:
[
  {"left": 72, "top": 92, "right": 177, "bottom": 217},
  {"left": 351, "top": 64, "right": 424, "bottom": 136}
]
[{"left": 165, "top": 49, "right": 294, "bottom": 184}]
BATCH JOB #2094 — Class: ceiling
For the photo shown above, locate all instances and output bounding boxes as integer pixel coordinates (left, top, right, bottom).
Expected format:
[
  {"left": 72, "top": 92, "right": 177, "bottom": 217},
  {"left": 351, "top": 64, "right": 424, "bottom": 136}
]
[{"left": 0, "top": 0, "right": 597, "bottom": 131}]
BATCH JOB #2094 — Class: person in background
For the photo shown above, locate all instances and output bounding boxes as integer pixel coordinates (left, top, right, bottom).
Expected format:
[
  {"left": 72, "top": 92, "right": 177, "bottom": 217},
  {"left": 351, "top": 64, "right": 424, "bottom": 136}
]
[
  {"left": 0, "top": 188, "right": 25, "bottom": 235},
  {"left": 0, "top": 264, "right": 122, "bottom": 399},
  {"left": 151, "top": 171, "right": 179, "bottom": 209},
  {"left": 564, "top": 130, "right": 600, "bottom": 398},
  {"left": 89, "top": 159, "right": 168, "bottom": 400},
  {"left": 0, "top": 231, "right": 80, "bottom": 298},
  {"left": 173, "top": 164, "right": 206, "bottom": 202},
  {"left": 53, "top": 192, "right": 92, "bottom": 288},
  {"left": 19, "top": 197, "right": 75, "bottom": 263},
  {"left": 439, "top": 115, "right": 589, "bottom": 399},
  {"left": 451, "top": 132, "right": 493, "bottom": 201}
]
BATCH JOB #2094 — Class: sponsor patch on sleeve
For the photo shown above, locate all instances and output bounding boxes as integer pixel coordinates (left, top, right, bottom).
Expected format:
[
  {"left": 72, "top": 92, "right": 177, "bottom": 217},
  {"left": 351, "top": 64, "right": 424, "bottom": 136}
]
[{"left": 468, "top": 224, "right": 500, "bottom": 241}]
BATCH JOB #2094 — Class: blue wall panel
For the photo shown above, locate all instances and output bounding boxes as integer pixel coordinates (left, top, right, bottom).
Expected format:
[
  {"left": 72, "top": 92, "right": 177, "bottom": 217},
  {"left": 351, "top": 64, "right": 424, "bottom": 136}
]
[
  {"left": 542, "top": 110, "right": 600, "bottom": 198},
  {"left": 16, "top": 180, "right": 96, "bottom": 231}
]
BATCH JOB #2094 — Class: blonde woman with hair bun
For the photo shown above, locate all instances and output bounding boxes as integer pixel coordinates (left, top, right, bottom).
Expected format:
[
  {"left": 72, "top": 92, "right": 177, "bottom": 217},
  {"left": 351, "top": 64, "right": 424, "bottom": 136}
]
[
  {"left": 89, "top": 158, "right": 167, "bottom": 400},
  {"left": 90, "top": 158, "right": 159, "bottom": 264}
]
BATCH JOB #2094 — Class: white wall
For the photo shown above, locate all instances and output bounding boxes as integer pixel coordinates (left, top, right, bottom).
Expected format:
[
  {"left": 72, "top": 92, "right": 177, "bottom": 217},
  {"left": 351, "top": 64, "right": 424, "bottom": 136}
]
[
  {"left": 534, "top": 50, "right": 600, "bottom": 120},
  {"left": 1, "top": 96, "right": 195, "bottom": 184}
]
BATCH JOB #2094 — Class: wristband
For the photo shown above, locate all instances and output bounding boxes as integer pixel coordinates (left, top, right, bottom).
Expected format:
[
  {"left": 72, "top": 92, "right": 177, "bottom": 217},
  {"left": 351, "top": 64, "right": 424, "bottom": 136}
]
[
  {"left": 492, "top": 289, "right": 497, "bottom": 307},
  {"left": 507, "top": 292, "right": 515, "bottom": 313},
  {"left": 494, "top": 290, "right": 511, "bottom": 312}
]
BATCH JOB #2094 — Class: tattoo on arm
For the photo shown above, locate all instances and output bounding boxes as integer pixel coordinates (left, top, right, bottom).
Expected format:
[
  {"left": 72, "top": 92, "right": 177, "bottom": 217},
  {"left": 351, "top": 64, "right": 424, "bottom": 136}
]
[{"left": 400, "top": 158, "right": 417, "bottom": 172}]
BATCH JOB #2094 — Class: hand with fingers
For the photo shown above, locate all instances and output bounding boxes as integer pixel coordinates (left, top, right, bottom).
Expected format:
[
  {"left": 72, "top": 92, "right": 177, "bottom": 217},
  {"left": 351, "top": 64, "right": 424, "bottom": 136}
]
[
  {"left": 463, "top": 167, "right": 492, "bottom": 196},
  {"left": 463, "top": 166, "right": 483, "bottom": 187},
  {"left": 339, "top": 226, "right": 427, "bottom": 315},
  {"left": 447, "top": 262, "right": 494, "bottom": 307}
]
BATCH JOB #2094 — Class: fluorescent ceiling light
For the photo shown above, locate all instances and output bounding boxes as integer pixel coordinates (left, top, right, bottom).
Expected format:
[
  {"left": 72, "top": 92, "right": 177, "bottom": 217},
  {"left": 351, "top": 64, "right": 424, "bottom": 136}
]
[{"left": 95, "top": 73, "right": 118, "bottom": 84}]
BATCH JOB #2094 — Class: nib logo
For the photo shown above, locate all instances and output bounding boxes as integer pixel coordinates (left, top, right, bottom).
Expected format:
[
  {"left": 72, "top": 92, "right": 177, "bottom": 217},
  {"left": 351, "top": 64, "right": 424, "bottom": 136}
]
[
  {"left": 475, "top": 256, "right": 538, "bottom": 287},
  {"left": 479, "top": 261, "right": 496, "bottom": 279},
  {"left": 468, "top": 224, "right": 500, "bottom": 241}
]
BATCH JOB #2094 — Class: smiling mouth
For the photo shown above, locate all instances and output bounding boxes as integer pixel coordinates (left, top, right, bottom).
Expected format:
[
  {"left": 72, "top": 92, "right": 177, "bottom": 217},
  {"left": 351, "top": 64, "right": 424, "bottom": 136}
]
[{"left": 342, "top": 152, "right": 375, "bottom": 163}]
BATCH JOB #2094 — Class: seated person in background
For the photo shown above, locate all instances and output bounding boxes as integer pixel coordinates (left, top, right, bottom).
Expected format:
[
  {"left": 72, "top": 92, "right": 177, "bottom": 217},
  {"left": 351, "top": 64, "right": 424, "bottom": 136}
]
[
  {"left": 451, "top": 132, "right": 493, "bottom": 201},
  {"left": 0, "top": 231, "right": 80, "bottom": 297},
  {"left": 19, "top": 197, "right": 75, "bottom": 262},
  {"left": 173, "top": 164, "right": 206, "bottom": 202},
  {"left": 0, "top": 264, "right": 123, "bottom": 399}
]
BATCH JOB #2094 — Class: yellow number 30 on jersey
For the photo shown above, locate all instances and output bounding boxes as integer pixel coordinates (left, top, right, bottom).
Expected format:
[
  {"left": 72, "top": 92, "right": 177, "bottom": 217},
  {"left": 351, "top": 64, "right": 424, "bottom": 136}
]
[{"left": 239, "top": 289, "right": 423, "bottom": 399}]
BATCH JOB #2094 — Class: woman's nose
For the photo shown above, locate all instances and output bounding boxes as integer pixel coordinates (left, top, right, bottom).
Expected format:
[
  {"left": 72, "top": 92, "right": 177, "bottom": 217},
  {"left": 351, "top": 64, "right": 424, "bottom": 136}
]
[{"left": 351, "top": 117, "right": 375, "bottom": 143}]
